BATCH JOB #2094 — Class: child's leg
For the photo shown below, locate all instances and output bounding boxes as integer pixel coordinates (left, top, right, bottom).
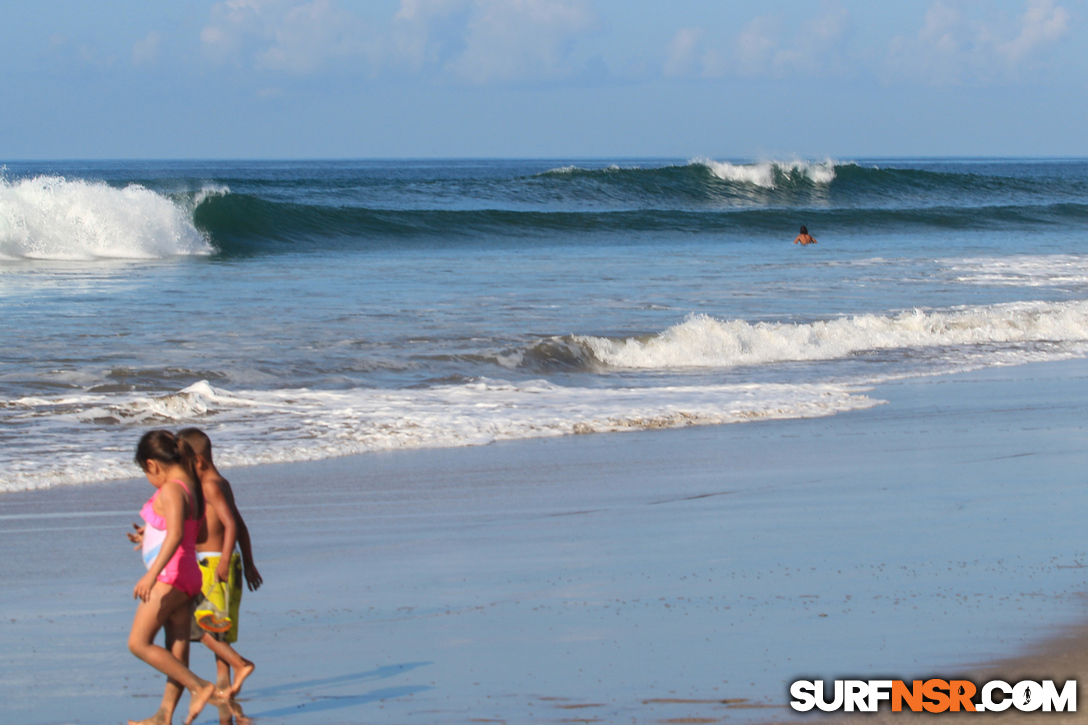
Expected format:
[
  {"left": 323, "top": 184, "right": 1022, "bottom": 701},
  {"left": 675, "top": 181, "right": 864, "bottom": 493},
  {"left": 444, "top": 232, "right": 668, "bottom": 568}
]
[
  {"left": 215, "top": 655, "right": 231, "bottom": 690},
  {"left": 126, "top": 625, "right": 186, "bottom": 725},
  {"left": 163, "top": 610, "right": 191, "bottom": 719},
  {"left": 128, "top": 583, "right": 221, "bottom": 725},
  {"left": 200, "top": 633, "right": 256, "bottom": 696}
]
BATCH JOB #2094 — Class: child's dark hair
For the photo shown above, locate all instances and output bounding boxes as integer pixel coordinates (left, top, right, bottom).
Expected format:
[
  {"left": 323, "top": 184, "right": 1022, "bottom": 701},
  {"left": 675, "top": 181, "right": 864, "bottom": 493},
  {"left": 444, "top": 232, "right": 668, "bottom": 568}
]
[
  {"left": 177, "top": 427, "right": 213, "bottom": 464},
  {"left": 135, "top": 430, "right": 204, "bottom": 519},
  {"left": 800, "top": 225, "right": 808, "bottom": 234}
]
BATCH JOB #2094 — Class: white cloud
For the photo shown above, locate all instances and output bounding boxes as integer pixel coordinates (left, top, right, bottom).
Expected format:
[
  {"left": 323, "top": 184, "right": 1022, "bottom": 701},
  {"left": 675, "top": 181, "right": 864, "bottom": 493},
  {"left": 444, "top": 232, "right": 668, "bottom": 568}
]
[
  {"left": 257, "top": 1, "right": 371, "bottom": 73},
  {"left": 132, "top": 31, "right": 162, "bottom": 67},
  {"left": 449, "top": 0, "right": 598, "bottom": 83},
  {"left": 886, "top": 0, "right": 1071, "bottom": 84},
  {"left": 999, "top": 0, "right": 1070, "bottom": 63},
  {"left": 201, "top": 0, "right": 373, "bottom": 74},
  {"left": 729, "top": 15, "right": 780, "bottom": 77},
  {"left": 665, "top": 3, "right": 853, "bottom": 80},
  {"left": 199, "top": 0, "right": 600, "bottom": 83},
  {"left": 201, "top": 0, "right": 258, "bottom": 64},
  {"left": 772, "top": 4, "right": 852, "bottom": 76},
  {"left": 387, "top": 0, "right": 600, "bottom": 83},
  {"left": 664, "top": 27, "right": 704, "bottom": 77},
  {"left": 385, "top": 0, "right": 494, "bottom": 73}
]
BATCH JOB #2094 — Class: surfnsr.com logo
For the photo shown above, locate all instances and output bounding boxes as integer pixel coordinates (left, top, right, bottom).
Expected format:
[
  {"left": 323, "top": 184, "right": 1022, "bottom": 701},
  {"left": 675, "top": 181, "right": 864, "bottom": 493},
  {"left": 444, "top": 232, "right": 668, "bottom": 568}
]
[{"left": 790, "top": 679, "right": 1076, "bottom": 713}]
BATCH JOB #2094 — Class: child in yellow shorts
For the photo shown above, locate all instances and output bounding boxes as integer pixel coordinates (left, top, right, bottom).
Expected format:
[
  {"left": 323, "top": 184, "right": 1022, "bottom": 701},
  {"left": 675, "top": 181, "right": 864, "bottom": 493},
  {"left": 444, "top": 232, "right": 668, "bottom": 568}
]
[{"left": 179, "top": 427, "right": 262, "bottom": 698}]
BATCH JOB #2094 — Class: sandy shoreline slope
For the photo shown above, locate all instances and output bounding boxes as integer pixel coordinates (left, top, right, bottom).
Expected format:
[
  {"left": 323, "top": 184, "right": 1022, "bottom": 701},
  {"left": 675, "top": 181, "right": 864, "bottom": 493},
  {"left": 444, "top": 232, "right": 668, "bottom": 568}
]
[{"left": 3, "top": 359, "right": 1088, "bottom": 724}]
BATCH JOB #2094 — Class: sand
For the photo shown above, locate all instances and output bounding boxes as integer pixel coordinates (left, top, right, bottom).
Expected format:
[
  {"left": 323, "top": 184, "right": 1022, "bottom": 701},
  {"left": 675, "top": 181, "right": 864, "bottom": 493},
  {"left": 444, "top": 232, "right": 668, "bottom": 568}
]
[{"left": 3, "top": 359, "right": 1088, "bottom": 724}]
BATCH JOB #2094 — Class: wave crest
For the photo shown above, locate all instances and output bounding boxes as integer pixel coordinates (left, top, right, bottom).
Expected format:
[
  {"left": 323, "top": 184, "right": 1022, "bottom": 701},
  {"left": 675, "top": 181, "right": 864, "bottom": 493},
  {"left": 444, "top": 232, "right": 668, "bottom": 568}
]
[
  {"left": 571, "top": 303, "right": 1088, "bottom": 370},
  {"left": 692, "top": 158, "right": 838, "bottom": 188},
  {"left": 82, "top": 381, "right": 256, "bottom": 425},
  {"left": 0, "top": 176, "right": 214, "bottom": 260},
  {"left": 538, "top": 158, "right": 839, "bottom": 189}
]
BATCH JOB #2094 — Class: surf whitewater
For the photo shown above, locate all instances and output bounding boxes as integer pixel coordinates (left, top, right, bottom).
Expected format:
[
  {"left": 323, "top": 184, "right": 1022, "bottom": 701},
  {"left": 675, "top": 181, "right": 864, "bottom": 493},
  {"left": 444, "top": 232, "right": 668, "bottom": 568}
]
[
  {"left": 500, "top": 304, "right": 1088, "bottom": 372},
  {"left": 4, "top": 157, "right": 1088, "bottom": 492}
]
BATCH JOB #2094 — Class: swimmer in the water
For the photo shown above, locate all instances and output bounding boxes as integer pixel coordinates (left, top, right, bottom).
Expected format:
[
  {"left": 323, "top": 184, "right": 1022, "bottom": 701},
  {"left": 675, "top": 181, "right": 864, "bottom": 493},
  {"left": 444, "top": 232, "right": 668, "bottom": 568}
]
[{"left": 794, "top": 225, "right": 817, "bottom": 245}]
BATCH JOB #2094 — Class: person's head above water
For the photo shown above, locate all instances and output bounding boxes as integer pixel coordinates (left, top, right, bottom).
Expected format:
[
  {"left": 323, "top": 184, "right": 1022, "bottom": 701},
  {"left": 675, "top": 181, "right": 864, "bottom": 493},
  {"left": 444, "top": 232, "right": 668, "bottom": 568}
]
[{"left": 800, "top": 225, "right": 808, "bottom": 235}]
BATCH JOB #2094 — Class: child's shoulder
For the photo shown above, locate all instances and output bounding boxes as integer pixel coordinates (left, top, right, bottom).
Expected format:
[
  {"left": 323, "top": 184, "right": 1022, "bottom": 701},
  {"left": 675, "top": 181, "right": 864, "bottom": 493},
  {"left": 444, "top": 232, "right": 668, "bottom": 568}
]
[{"left": 200, "top": 470, "right": 231, "bottom": 493}]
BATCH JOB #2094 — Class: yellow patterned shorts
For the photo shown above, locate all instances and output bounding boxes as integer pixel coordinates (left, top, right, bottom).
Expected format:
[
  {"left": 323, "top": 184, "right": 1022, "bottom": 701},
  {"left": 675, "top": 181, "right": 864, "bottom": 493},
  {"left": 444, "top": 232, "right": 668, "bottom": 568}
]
[{"left": 190, "top": 552, "right": 243, "bottom": 644}]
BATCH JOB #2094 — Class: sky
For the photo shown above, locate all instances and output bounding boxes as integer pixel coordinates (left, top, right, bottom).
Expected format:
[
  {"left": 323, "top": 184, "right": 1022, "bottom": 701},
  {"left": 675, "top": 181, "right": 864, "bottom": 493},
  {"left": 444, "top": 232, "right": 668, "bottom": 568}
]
[{"left": 1, "top": 0, "right": 1086, "bottom": 159}]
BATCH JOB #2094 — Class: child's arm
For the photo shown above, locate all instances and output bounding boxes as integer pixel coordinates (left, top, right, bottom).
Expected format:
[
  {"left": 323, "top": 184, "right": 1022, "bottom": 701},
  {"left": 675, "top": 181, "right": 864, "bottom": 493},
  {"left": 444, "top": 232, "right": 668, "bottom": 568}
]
[
  {"left": 134, "top": 484, "right": 184, "bottom": 602},
  {"left": 204, "top": 480, "right": 238, "bottom": 584},
  {"left": 221, "top": 482, "right": 263, "bottom": 591},
  {"left": 234, "top": 509, "right": 262, "bottom": 591}
]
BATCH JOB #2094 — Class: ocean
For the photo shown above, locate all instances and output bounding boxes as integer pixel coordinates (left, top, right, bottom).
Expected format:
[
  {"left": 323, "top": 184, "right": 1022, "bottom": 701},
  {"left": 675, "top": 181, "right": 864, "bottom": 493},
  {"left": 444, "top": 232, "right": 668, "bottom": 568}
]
[{"left": 3, "top": 157, "right": 1088, "bottom": 493}]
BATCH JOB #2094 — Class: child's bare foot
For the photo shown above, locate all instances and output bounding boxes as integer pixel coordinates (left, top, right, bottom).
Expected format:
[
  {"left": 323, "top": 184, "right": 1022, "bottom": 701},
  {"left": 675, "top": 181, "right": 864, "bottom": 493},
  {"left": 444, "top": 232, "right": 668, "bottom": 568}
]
[
  {"left": 127, "top": 706, "right": 170, "bottom": 725},
  {"left": 184, "top": 682, "right": 218, "bottom": 725},
  {"left": 229, "top": 659, "right": 255, "bottom": 697}
]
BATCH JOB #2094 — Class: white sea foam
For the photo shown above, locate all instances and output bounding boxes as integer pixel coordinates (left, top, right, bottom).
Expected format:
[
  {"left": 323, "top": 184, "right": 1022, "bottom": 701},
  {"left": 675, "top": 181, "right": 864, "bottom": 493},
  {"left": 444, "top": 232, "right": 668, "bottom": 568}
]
[
  {"left": 945, "top": 255, "right": 1088, "bottom": 288},
  {"left": 575, "top": 302, "right": 1088, "bottom": 369},
  {"left": 692, "top": 158, "right": 837, "bottom": 188},
  {"left": 0, "top": 378, "right": 880, "bottom": 493},
  {"left": 539, "top": 163, "right": 634, "bottom": 175},
  {"left": 8, "top": 299, "right": 1088, "bottom": 494},
  {"left": 0, "top": 176, "right": 213, "bottom": 260}
]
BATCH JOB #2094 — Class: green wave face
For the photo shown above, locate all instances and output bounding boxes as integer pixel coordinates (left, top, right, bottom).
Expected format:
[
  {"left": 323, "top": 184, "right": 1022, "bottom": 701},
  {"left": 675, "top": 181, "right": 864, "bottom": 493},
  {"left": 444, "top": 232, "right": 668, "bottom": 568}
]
[
  {"left": 179, "top": 160, "right": 1088, "bottom": 254},
  {"left": 192, "top": 194, "right": 1088, "bottom": 255}
]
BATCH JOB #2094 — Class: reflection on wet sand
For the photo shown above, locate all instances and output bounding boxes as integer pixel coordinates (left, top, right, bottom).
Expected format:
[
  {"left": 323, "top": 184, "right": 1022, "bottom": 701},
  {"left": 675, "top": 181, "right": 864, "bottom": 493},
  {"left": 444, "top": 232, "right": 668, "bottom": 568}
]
[{"left": 215, "top": 699, "right": 251, "bottom": 725}]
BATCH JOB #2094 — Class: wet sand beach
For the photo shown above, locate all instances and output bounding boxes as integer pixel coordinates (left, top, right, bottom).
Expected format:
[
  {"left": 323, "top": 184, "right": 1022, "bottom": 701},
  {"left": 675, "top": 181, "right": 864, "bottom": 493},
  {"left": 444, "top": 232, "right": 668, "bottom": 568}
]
[{"left": 3, "top": 359, "right": 1088, "bottom": 724}]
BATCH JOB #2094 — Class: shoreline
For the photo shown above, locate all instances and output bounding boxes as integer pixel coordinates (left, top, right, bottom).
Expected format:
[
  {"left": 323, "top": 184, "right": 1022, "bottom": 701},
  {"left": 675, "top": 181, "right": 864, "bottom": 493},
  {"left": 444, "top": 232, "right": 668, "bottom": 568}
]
[{"left": 3, "top": 358, "right": 1088, "bottom": 723}]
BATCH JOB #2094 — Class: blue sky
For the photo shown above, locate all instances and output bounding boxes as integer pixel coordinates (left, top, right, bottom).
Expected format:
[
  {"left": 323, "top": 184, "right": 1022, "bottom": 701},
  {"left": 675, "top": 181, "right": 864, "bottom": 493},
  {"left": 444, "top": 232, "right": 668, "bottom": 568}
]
[{"left": 1, "top": 0, "right": 1085, "bottom": 158}]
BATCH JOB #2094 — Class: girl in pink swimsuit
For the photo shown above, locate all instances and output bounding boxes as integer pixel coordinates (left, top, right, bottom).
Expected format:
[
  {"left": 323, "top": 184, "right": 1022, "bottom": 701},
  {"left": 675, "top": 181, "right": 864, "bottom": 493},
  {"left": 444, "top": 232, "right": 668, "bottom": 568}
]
[
  {"left": 127, "top": 430, "right": 225, "bottom": 725},
  {"left": 139, "top": 478, "right": 202, "bottom": 596}
]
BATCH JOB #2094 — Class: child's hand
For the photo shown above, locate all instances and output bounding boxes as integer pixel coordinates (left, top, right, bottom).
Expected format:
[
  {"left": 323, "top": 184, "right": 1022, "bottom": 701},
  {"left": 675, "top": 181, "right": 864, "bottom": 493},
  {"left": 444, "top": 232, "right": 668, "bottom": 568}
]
[
  {"left": 244, "top": 562, "right": 263, "bottom": 591},
  {"left": 127, "top": 523, "right": 145, "bottom": 550},
  {"left": 215, "top": 558, "right": 231, "bottom": 584},
  {"left": 133, "top": 572, "right": 156, "bottom": 602}
]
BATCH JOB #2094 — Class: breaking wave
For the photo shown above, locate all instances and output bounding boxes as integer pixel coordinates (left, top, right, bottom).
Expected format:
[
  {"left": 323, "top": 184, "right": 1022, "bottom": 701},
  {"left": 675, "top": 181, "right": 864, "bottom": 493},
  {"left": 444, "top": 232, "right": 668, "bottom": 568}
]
[
  {"left": 0, "top": 176, "right": 214, "bottom": 260},
  {"left": 501, "top": 302, "right": 1088, "bottom": 371},
  {"left": 539, "top": 158, "right": 837, "bottom": 189}
]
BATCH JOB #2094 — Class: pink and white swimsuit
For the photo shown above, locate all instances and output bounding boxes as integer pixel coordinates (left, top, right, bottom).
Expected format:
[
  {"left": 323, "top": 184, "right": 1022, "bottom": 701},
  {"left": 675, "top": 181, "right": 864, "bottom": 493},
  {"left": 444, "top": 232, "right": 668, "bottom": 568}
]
[{"left": 140, "top": 479, "right": 203, "bottom": 597}]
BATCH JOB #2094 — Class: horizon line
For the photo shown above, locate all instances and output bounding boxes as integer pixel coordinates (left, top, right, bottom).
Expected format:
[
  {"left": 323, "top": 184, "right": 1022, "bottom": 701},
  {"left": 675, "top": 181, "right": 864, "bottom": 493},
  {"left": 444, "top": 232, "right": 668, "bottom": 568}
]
[{"left": 4, "top": 155, "right": 1088, "bottom": 163}]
